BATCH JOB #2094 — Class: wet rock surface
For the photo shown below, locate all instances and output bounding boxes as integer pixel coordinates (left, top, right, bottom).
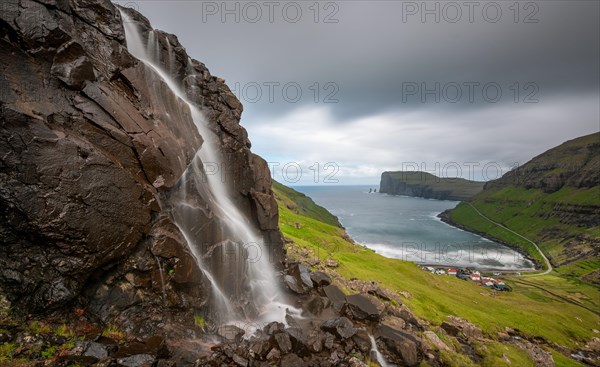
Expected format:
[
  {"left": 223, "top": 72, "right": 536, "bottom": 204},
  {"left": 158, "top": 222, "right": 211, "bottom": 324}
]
[
  {"left": 194, "top": 258, "right": 433, "bottom": 367},
  {"left": 284, "top": 262, "right": 314, "bottom": 294},
  {"left": 0, "top": 0, "right": 283, "bottom": 362}
]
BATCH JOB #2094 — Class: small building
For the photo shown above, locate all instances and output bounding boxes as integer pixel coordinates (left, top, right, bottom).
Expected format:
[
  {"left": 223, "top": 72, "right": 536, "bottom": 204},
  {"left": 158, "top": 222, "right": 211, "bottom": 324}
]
[
  {"left": 493, "top": 283, "right": 511, "bottom": 292},
  {"left": 470, "top": 273, "right": 481, "bottom": 281},
  {"left": 448, "top": 268, "right": 457, "bottom": 276},
  {"left": 435, "top": 269, "right": 446, "bottom": 275},
  {"left": 458, "top": 273, "right": 470, "bottom": 281}
]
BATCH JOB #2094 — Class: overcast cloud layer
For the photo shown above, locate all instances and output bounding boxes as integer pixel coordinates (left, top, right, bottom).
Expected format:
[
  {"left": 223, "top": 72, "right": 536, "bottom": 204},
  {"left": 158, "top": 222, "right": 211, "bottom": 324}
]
[{"left": 116, "top": 0, "right": 600, "bottom": 185}]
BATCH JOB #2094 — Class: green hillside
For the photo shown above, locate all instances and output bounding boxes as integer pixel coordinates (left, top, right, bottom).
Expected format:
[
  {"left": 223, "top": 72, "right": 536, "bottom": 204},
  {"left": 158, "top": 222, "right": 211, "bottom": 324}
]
[
  {"left": 273, "top": 182, "right": 599, "bottom": 366},
  {"left": 446, "top": 133, "right": 600, "bottom": 284},
  {"left": 272, "top": 181, "right": 341, "bottom": 227}
]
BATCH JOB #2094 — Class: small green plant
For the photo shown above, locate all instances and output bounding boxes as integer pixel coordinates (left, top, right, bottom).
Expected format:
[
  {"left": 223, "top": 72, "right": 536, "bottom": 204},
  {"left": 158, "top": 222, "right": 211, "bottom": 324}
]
[
  {"left": 0, "top": 343, "right": 16, "bottom": 362},
  {"left": 56, "top": 324, "right": 75, "bottom": 338},
  {"left": 41, "top": 345, "right": 57, "bottom": 360},
  {"left": 28, "top": 320, "right": 52, "bottom": 334},
  {"left": 61, "top": 340, "right": 76, "bottom": 351},
  {"left": 439, "top": 349, "right": 478, "bottom": 367},
  {"left": 194, "top": 314, "right": 205, "bottom": 331},
  {"left": 168, "top": 268, "right": 175, "bottom": 276},
  {"left": 102, "top": 324, "right": 126, "bottom": 342}
]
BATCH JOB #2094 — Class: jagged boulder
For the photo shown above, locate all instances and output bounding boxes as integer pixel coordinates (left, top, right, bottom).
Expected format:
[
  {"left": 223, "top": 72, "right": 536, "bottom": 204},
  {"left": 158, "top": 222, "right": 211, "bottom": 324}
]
[
  {"left": 376, "top": 324, "right": 421, "bottom": 366},
  {"left": 423, "top": 331, "right": 451, "bottom": 352},
  {"left": 322, "top": 284, "right": 347, "bottom": 313},
  {"left": 345, "top": 294, "right": 382, "bottom": 321},
  {"left": 284, "top": 263, "right": 313, "bottom": 294},
  {"left": 218, "top": 325, "right": 245, "bottom": 343},
  {"left": 441, "top": 316, "right": 483, "bottom": 341},
  {"left": 320, "top": 317, "right": 356, "bottom": 339},
  {"left": 272, "top": 331, "right": 293, "bottom": 353},
  {"left": 305, "top": 295, "right": 327, "bottom": 316},
  {"left": 310, "top": 271, "right": 332, "bottom": 287}
]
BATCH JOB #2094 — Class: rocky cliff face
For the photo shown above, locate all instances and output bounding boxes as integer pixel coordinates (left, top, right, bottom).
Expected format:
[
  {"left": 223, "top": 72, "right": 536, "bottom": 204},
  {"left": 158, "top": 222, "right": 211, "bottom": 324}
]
[
  {"left": 0, "top": 0, "right": 282, "bottom": 342},
  {"left": 380, "top": 171, "right": 484, "bottom": 201}
]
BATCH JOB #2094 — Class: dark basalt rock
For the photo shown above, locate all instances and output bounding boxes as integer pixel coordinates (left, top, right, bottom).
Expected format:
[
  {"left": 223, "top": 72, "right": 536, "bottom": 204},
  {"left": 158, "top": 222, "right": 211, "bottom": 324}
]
[
  {"left": 51, "top": 40, "right": 96, "bottom": 90},
  {"left": 351, "top": 330, "right": 372, "bottom": 354},
  {"left": 273, "top": 331, "right": 292, "bottom": 353},
  {"left": 284, "top": 262, "right": 313, "bottom": 294},
  {"left": 0, "top": 0, "right": 284, "bottom": 361},
  {"left": 310, "top": 271, "right": 332, "bottom": 287},
  {"left": 320, "top": 317, "right": 356, "bottom": 340},
  {"left": 305, "top": 295, "right": 326, "bottom": 316},
  {"left": 263, "top": 321, "right": 285, "bottom": 336},
  {"left": 81, "top": 341, "right": 109, "bottom": 360},
  {"left": 218, "top": 325, "right": 246, "bottom": 343},
  {"left": 322, "top": 284, "right": 347, "bottom": 313},
  {"left": 117, "top": 354, "right": 156, "bottom": 367},
  {"left": 285, "top": 327, "right": 312, "bottom": 356},
  {"left": 376, "top": 324, "right": 422, "bottom": 366},
  {"left": 280, "top": 353, "right": 304, "bottom": 367},
  {"left": 345, "top": 294, "right": 381, "bottom": 321}
]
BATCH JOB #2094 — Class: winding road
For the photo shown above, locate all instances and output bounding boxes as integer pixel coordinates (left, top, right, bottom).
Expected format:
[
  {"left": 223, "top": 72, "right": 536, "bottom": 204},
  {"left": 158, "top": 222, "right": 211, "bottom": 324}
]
[{"left": 465, "top": 202, "right": 553, "bottom": 276}]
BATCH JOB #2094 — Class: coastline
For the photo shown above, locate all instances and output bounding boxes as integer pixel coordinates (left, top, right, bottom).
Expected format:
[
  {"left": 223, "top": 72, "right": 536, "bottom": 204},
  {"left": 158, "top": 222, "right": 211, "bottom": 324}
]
[{"left": 437, "top": 208, "right": 541, "bottom": 271}]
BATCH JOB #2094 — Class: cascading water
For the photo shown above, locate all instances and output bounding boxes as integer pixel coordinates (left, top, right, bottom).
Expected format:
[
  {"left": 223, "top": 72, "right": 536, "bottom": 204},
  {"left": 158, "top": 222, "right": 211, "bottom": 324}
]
[
  {"left": 153, "top": 255, "right": 167, "bottom": 303},
  {"left": 119, "top": 9, "right": 294, "bottom": 326},
  {"left": 369, "top": 335, "right": 391, "bottom": 367}
]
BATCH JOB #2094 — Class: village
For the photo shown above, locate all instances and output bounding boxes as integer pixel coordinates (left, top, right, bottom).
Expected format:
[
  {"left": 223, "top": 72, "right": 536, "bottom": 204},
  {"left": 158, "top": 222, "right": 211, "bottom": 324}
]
[{"left": 421, "top": 266, "right": 512, "bottom": 292}]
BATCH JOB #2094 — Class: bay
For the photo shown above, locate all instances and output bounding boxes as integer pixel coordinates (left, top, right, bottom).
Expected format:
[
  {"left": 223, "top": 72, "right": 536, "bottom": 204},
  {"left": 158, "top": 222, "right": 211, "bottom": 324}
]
[{"left": 294, "top": 185, "right": 534, "bottom": 270}]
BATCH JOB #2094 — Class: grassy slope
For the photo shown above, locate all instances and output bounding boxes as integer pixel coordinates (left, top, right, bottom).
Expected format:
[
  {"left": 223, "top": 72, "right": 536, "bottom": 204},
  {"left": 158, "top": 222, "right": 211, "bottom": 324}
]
[
  {"left": 273, "top": 181, "right": 341, "bottom": 227},
  {"left": 448, "top": 183, "right": 599, "bottom": 279},
  {"left": 447, "top": 133, "right": 600, "bottom": 280},
  {"left": 273, "top": 182, "right": 597, "bottom": 365}
]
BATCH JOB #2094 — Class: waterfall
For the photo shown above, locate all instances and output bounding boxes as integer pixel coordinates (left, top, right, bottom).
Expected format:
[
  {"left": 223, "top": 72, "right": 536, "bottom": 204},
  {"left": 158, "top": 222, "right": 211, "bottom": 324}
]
[
  {"left": 153, "top": 255, "right": 167, "bottom": 303},
  {"left": 119, "top": 9, "right": 292, "bottom": 326},
  {"left": 369, "top": 335, "right": 391, "bottom": 367}
]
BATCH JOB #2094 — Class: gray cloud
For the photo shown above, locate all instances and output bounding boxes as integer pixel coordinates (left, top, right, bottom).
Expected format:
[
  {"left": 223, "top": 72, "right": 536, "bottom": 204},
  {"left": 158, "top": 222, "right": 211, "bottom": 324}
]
[{"left": 117, "top": 0, "right": 600, "bottom": 184}]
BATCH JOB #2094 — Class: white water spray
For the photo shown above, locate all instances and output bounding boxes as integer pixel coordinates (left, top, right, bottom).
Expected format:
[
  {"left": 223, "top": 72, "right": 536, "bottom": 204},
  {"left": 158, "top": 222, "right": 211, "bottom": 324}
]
[
  {"left": 153, "top": 255, "right": 167, "bottom": 302},
  {"left": 119, "top": 9, "right": 293, "bottom": 325},
  {"left": 369, "top": 335, "right": 391, "bottom": 367}
]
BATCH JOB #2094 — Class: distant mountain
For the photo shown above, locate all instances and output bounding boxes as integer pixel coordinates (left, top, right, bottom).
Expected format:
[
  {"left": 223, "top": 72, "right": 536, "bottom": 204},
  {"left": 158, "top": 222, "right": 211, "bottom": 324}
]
[
  {"left": 487, "top": 132, "right": 600, "bottom": 192},
  {"left": 445, "top": 132, "right": 600, "bottom": 284},
  {"left": 379, "top": 171, "right": 484, "bottom": 201}
]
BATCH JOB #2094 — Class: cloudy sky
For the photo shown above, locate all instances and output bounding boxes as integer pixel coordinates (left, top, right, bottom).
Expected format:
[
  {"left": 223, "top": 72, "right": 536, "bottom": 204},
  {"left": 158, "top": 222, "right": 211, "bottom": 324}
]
[{"left": 117, "top": 0, "right": 599, "bottom": 185}]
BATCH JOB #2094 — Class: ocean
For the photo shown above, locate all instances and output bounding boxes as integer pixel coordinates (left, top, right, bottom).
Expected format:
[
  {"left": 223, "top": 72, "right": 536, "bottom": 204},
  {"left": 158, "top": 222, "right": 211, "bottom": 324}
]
[{"left": 294, "top": 185, "right": 534, "bottom": 270}]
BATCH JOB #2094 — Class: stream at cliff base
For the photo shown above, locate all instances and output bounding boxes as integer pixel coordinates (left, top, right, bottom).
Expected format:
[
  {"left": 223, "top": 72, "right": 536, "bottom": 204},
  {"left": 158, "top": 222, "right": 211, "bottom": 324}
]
[{"left": 295, "top": 185, "right": 534, "bottom": 270}]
